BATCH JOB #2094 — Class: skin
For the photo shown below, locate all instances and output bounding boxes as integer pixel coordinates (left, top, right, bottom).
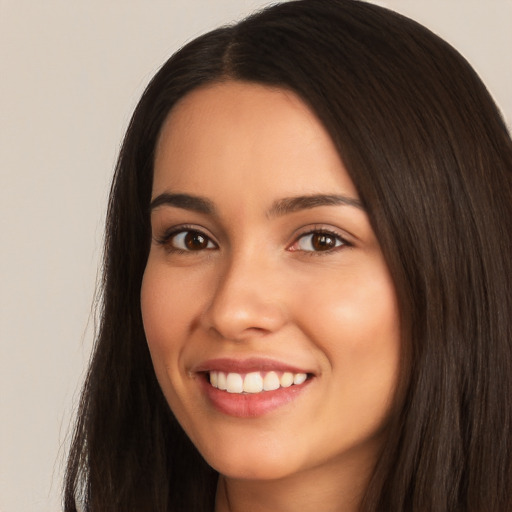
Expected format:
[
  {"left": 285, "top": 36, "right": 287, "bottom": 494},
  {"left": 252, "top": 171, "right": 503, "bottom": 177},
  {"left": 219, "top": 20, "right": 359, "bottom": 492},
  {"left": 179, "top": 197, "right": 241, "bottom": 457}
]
[{"left": 141, "top": 81, "right": 401, "bottom": 512}]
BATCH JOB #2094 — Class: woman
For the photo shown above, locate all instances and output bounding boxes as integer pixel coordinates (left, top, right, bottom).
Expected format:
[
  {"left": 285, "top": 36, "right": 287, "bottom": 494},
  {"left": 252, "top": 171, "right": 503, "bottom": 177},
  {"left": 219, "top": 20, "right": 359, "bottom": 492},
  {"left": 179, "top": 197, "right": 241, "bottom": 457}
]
[{"left": 64, "top": 1, "right": 512, "bottom": 511}]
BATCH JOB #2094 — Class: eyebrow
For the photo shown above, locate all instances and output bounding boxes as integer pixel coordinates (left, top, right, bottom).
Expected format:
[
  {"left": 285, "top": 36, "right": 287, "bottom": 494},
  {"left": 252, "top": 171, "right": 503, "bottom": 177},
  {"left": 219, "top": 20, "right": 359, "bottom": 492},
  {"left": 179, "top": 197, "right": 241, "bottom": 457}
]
[
  {"left": 150, "top": 192, "right": 364, "bottom": 216},
  {"left": 150, "top": 193, "right": 215, "bottom": 214},
  {"left": 267, "top": 194, "right": 364, "bottom": 218}
]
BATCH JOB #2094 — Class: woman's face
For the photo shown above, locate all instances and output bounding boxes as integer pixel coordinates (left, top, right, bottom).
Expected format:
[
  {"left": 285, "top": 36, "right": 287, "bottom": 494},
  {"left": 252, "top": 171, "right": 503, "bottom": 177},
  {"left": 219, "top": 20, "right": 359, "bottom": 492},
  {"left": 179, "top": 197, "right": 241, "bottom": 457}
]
[{"left": 141, "top": 81, "right": 401, "bottom": 482}]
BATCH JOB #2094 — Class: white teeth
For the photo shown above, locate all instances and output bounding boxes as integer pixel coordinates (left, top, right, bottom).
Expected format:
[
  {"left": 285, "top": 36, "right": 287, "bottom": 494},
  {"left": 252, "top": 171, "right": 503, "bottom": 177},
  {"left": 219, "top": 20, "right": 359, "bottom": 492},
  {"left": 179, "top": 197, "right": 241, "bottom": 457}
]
[
  {"left": 209, "top": 370, "right": 309, "bottom": 394},
  {"left": 226, "top": 373, "right": 244, "bottom": 393},
  {"left": 293, "top": 373, "right": 307, "bottom": 385},
  {"left": 263, "top": 371, "right": 280, "bottom": 391},
  {"left": 243, "top": 372, "right": 263, "bottom": 393},
  {"left": 217, "top": 372, "right": 227, "bottom": 390},
  {"left": 280, "top": 372, "right": 294, "bottom": 388}
]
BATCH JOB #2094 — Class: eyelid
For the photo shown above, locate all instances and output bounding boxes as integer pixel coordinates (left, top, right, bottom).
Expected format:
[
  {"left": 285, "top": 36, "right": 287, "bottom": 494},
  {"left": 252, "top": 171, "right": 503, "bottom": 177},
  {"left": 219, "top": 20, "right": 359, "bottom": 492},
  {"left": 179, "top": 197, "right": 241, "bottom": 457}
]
[
  {"left": 154, "top": 224, "right": 218, "bottom": 251},
  {"left": 287, "top": 225, "right": 353, "bottom": 253},
  {"left": 154, "top": 223, "right": 353, "bottom": 254}
]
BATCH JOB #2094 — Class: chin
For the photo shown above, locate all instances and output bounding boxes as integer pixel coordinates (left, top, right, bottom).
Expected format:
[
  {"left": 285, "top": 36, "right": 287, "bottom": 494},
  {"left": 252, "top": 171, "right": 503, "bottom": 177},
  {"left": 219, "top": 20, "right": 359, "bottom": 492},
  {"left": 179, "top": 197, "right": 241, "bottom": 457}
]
[
  {"left": 198, "top": 436, "right": 303, "bottom": 481},
  {"left": 211, "top": 457, "right": 297, "bottom": 481}
]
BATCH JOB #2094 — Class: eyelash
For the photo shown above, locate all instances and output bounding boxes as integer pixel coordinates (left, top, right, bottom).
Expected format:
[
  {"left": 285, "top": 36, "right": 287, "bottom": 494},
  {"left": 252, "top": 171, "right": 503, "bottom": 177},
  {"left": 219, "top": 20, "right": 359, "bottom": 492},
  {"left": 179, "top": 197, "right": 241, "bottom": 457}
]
[
  {"left": 155, "top": 225, "right": 217, "bottom": 254},
  {"left": 288, "top": 228, "right": 351, "bottom": 255},
  {"left": 155, "top": 226, "right": 351, "bottom": 255}
]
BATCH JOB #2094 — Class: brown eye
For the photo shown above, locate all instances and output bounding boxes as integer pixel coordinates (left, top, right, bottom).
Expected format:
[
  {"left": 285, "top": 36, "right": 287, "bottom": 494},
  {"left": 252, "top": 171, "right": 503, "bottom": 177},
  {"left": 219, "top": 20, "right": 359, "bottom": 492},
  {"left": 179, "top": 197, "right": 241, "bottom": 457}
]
[
  {"left": 293, "top": 231, "right": 345, "bottom": 252},
  {"left": 168, "top": 230, "right": 216, "bottom": 251},
  {"left": 184, "top": 231, "right": 209, "bottom": 250},
  {"left": 311, "top": 233, "right": 337, "bottom": 250}
]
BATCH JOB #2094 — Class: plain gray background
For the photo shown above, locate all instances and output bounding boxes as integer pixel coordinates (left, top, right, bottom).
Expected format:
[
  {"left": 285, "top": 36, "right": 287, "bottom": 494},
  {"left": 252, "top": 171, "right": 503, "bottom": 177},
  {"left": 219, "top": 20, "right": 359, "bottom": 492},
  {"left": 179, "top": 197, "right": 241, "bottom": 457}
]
[{"left": 1, "top": 1, "right": 510, "bottom": 511}]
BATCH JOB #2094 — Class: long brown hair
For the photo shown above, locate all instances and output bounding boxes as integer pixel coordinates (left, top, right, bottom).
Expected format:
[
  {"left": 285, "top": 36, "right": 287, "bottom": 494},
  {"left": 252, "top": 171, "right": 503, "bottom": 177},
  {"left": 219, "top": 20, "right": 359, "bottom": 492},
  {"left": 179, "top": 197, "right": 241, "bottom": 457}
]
[{"left": 65, "top": 1, "right": 512, "bottom": 510}]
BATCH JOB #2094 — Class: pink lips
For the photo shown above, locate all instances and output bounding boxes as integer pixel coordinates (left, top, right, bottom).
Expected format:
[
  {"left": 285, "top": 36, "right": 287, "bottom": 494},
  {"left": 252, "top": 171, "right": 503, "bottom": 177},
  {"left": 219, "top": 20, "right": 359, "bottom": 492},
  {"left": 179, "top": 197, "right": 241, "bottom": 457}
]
[
  {"left": 194, "top": 357, "right": 313, "bottom": 418},
  {"left": 194, "top": 357, "right": 311, "bottom": 375}
]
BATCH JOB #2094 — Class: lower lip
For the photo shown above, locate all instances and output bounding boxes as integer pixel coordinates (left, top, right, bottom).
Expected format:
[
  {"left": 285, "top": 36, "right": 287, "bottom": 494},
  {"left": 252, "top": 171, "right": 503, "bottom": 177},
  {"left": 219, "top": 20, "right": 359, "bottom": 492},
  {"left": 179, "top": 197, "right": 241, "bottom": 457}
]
[{"left": 199, "top": 375, "right": 312, "bottom": 418}]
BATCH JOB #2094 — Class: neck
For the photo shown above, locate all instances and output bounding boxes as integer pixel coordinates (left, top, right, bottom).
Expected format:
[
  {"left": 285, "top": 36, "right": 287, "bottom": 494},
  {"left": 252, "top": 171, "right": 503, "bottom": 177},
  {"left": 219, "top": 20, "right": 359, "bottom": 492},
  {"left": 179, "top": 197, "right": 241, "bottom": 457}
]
[{"left": 214, "top": 452, "right": 375, "bottom": 512}]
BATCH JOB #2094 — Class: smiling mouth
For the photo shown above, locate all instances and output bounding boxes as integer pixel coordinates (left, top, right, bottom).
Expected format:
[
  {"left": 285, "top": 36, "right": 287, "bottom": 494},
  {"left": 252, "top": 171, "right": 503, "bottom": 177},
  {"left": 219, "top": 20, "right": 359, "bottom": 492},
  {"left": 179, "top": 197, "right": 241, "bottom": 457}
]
[{"left": 208, "top": 370, "right": 309, "bottom": 394}]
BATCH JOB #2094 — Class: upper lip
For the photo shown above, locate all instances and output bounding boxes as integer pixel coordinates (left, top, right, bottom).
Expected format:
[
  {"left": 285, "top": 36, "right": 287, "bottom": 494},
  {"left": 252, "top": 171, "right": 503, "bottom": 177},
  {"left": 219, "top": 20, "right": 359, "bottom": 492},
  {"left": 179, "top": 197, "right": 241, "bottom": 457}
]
[{"left": 192, "top": 357, "right": 313, "bottom": 375}]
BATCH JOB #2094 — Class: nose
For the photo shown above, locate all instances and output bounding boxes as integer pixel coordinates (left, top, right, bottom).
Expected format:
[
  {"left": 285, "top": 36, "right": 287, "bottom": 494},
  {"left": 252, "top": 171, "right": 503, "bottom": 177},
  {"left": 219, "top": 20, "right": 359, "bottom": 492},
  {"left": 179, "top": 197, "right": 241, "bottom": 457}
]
[{"left": 200, "top": 252, "right": 288, "bottom": 342}]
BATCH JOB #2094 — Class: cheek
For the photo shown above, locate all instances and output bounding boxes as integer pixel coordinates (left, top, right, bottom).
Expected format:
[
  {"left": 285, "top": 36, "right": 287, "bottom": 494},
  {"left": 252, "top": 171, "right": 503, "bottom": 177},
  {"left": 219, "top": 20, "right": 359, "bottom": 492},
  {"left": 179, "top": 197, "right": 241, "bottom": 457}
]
[
  {"left": 140, "top": 265, "right": 191, "bottom": 375},
  {"left": 141, "top": 261, "right": 200, "bottom": 345},
  {"left": 300, "top": 259, "right": 399, "bottom": 334},
  {"left": 140, "top": 264, "right": 199, "bottom": 426},
  {"left": 298, "top": 261, "right": 401, "bottom": 398}
]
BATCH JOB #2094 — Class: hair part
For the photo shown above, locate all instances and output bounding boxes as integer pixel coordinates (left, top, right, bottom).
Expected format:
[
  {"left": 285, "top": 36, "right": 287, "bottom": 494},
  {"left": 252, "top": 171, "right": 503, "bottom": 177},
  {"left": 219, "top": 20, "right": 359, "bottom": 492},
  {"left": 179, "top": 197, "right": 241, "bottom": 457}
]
[{"left": 65, "top": 1, "right": 512, "bottom": 510}]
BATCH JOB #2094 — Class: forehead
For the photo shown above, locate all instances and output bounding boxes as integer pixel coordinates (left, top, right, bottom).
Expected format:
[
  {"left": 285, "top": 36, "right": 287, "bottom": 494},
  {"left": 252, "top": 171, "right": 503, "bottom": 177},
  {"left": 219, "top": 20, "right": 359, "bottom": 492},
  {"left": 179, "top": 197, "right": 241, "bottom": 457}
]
[{"left": 153, "top": 81, "right": 358, "bottom": 201}]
